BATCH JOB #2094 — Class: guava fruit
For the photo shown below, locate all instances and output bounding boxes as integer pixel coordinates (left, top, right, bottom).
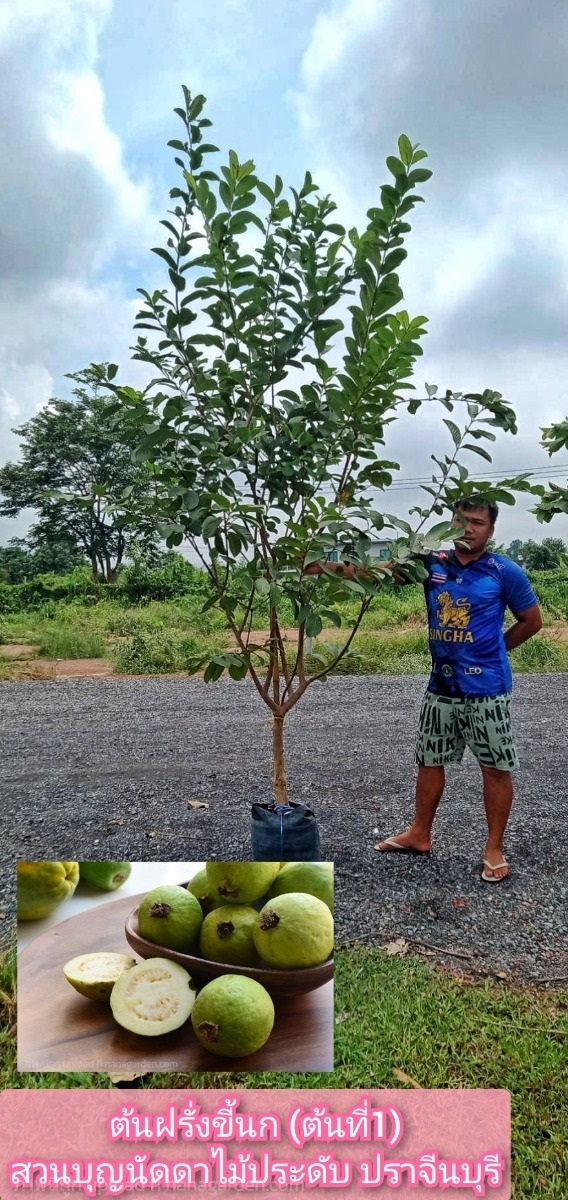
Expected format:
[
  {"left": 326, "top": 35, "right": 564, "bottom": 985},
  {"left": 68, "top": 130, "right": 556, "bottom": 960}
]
[
  {"left": 187, "top": 868, "right": 226, "bottom": 915},
  {"left": 137, "top": 885, "right": 203, "bottom": 951},
  {"left": 267, "top": 861, "right": 334, "bottom": 913},
  {"left": 110, "top": 957, "right": 196, "bottom": 1036},
  {"left": 205, "top": 861, "right": 280, "bottom": 905},
  {"left": 79, "top": 862, "right": 132, "bottom": 891},
  {"left": 63, "top": 952, "right": 136, "bottom": 1001},
  {"left": 17, "top": 861, "right": 80, "bottom": 921},
  {"left": 254, "top": 892, "right": 334, "bottom": 968},
  {"left": 199, "top": 905, "right": 259, "bottom": 966},
  {"left": 191, "top": 974, "right": 274, "bottom": 1057}
]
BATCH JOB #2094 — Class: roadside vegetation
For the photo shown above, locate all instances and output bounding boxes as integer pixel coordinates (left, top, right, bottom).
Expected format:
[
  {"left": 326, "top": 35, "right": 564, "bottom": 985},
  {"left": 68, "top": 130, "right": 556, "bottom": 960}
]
[{"left": 1, "top": 555, "right": 567, "bottom": 680}]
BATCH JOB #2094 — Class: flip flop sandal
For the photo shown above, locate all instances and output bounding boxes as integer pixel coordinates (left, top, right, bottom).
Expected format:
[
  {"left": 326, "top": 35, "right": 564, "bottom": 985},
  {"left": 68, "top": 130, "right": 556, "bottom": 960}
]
[
  {"left": 481, "top": 858, "right": 509, "bottom": 882},
  {"left": 376, "top": 837, "right": 430, "bottom": 855}
]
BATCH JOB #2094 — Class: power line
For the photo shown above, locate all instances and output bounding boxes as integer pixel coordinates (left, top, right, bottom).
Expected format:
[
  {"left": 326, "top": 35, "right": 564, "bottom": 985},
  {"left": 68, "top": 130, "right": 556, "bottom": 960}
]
[{"left": 315, "top": 462, "right": 568, "bottom": 494}]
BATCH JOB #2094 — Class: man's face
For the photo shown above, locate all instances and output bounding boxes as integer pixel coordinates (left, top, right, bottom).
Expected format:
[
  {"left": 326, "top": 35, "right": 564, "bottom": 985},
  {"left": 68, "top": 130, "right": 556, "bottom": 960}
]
[{"left": 452, "top": 505, "right": 494, "bottom": 555}]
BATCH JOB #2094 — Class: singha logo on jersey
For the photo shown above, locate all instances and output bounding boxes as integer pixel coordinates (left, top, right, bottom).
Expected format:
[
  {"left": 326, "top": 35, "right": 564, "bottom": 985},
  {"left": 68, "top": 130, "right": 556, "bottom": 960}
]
[{"left": 430, "top": 590, "right": 474, "bottom": 643}]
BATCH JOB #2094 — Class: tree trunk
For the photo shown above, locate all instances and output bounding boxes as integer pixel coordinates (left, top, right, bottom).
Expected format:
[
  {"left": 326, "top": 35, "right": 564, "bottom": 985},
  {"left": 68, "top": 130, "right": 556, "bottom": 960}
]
[
  {"left": 272, "top": 715, "right": 288, "bottom": 806},
  {"left": 90, "top": 552, "right": 98, "bottom": 582}
]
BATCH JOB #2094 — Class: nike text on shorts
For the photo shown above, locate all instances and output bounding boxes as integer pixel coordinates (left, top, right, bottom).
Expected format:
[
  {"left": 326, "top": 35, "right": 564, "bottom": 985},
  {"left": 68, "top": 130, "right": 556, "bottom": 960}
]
[{"left": 415, "top": 690, "right": 519, "bottom": 771}]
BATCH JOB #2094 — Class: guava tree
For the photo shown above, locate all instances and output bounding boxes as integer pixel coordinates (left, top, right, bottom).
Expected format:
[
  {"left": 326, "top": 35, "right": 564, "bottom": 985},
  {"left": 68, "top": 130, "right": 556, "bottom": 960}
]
[
  {"left": 533, "top": 417, "right": 568, "bottom": 523},
  {"left": 91, "top": 87, "right": 530, "bottom": 805}
]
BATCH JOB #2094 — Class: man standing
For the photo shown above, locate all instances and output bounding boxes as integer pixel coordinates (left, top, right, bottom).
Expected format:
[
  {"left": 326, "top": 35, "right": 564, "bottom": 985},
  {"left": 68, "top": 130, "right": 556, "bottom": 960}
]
[{"left": 377, "top": 497, "right": 542, "bottom": 881}]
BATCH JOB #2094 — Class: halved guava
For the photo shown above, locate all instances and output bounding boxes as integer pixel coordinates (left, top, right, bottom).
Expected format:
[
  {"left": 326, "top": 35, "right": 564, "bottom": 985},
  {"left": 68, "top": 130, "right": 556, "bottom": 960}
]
[
  {"left": 205, "top": 861, "right": 280, "bottom": 905},
  {"left": 63, "top": 952, "right": 136, "bottom": 1001},
  {"left": 110, "top": 957, "right": 196, "bottom": 1036}
]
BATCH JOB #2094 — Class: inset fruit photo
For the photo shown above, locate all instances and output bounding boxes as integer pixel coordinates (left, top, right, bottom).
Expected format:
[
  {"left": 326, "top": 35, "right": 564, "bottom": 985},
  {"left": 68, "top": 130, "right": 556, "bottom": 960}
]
[{"left": 17, "top": 860, "right": 334, "bottom": 1074}]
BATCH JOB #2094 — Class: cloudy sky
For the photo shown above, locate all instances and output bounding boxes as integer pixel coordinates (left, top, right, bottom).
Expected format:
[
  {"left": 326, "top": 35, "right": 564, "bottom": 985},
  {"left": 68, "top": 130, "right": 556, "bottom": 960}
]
[{"left": 1, "top": 0, "right": 567, "bottom": 551}]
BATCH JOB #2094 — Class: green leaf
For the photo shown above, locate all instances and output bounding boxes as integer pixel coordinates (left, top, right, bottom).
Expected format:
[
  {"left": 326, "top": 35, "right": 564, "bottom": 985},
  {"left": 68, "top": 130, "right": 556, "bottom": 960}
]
[
  {"left": 386, "top": 156, "right": 406, "bottom": 178},
  {"left": 320, "top": 608, "right": 342, "bottom": 628},
  {"left": 397, "top": 135, "right": 413, "bottom": 167},
  {"left": 305, "top": 613, "right": 323, "bottom": 637},
  {"left": 382, "top": 248, "right": 407, "bottom": 272},
  {"left": 168, "top": 269, "right": 186, "bottom": 291},
  {"left": 443, "top": 419, "right": 461, "bottom": 446},
  {"left": 462, "top": 443, "right": 493, "bottom": 462},
  {"left": 407, "top": 168, "right": 433, "bottom": 184}
]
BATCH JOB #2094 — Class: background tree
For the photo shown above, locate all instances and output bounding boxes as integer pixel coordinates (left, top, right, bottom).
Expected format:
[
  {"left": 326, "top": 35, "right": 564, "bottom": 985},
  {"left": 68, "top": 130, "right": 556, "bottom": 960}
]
[
  {"left": 92, "top": 87, "right": 531, "bottom": 806},
  {"left": 0, "top": 370, "right": 161, "bottom": 582},
  {"left": 0, "top": 537, "right": 84, "bottom": 583},
  {"left": 505, "top": 537, "right": 524, "bottom": 563},
  {"left": 520, "top": 537, "right": 566, "bottom": 571}
]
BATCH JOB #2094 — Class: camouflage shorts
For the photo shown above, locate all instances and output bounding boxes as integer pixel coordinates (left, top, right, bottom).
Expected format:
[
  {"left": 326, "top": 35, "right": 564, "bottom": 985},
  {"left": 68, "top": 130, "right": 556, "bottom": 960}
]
[{"left": 415, "top": 690, "right": 519, "bottom": 771}]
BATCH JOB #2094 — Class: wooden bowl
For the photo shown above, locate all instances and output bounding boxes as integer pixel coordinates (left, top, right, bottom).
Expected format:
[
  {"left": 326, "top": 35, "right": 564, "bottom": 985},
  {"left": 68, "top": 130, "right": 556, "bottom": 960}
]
[{"left": 124, "top": 898, "right": 334, "bottom": 999}]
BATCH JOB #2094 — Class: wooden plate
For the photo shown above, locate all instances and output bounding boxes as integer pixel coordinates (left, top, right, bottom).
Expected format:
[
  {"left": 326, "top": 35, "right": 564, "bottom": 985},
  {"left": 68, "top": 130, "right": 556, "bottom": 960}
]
[
  {"left": 125, "top": 904, "right": 334, "bottom": 997},
  {"left": 17, "top": 889, "right": 334, "bottom": 1074}
]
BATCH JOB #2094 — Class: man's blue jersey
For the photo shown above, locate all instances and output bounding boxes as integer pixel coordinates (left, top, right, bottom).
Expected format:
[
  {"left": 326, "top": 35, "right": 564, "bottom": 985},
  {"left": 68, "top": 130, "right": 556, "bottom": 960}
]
[{"left": 419, "top": 550, "right": 538, "bottom": 697}]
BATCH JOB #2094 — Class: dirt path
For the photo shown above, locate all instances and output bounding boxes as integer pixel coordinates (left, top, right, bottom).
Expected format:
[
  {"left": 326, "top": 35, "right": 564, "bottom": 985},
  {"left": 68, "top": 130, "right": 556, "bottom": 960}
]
[{"left": 2, "top": 621, "right": 567, "bottom": 681}]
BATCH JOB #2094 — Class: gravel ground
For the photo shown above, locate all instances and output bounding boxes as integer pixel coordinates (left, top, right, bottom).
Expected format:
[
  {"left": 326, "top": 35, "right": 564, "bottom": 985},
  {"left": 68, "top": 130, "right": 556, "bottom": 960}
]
[{"left": 1, "top": 673, "right": 567, "bottom": 981}]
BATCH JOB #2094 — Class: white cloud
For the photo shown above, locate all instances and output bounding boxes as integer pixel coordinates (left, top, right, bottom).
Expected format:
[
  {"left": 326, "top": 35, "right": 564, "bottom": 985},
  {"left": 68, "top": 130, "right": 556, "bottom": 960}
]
[{"left": 0, "top": 0, "right": 162, "bottom": 544}]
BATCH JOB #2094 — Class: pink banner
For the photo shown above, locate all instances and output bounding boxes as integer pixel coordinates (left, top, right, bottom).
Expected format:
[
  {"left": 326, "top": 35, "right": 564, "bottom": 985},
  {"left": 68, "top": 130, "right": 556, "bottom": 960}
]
[{"left": 1, "top": 1088, "right": 510, "bottom": 1198}]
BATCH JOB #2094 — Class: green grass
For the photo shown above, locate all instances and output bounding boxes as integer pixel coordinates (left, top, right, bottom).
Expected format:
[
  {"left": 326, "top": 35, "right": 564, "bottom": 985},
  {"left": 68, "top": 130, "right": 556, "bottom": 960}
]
[
  {"left": 35, "top": 625, "right": 108, "bottom": 659},
  {"left": 1, "top": 943, "right": 566, "bottom": 1194},
  {"left": 1, "top": 589, "right": 567, "bottom": 678}
]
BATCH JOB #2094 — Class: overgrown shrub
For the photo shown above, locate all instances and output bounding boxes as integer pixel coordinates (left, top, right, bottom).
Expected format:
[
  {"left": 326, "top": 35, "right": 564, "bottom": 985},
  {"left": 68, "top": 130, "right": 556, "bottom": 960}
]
[
  {"left": 115, "top": 553, "right": 213, "bottom": 604},
  {"left": 113, "top": 630, "right": 184, "bottom": 674},
  {"left": 0, "top": 567, "right": 104, "bottom": 612}
]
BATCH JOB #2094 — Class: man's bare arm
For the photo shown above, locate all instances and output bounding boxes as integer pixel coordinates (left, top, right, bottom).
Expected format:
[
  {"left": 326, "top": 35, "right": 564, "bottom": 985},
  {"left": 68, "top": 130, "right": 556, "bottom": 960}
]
[
  {"left": 504, "top": 604, "right": 543, "bottom": 652},
  {"left": 302, "top": 559, "right": 414, "bottom": 584}
]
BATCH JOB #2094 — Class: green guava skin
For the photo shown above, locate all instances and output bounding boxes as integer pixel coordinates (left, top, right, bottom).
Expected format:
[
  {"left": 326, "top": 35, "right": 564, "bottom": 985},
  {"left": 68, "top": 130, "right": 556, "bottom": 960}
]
[
  {"left": 63, "top": 952, "right": 136, "bottom": 1001},
  {"left": 267, "top": 861, "right": 334, "bottom": 913},
  {"left": 79, "top": 862, "right": 132, "bottom": 891},
  {"left": 199, "top": 905, "right": 259, "bottom": 966},
  {"left": 137, "top": 885, "right": 203, "bottom": 951},
  {"left": 191, "top": 974, "right": 275, "bottom": 1057},
  {"left": 205, "top": 861, "right": 280, "bottom": 905},
  {"left": 110, "top": 957, "right": 196, "bottom": 1036},
  {"left": 254, "top": 892, "right": 334, "bottom": 968},
  {"left": 187, "top": 868, "right": 226, "bottom": 915}
]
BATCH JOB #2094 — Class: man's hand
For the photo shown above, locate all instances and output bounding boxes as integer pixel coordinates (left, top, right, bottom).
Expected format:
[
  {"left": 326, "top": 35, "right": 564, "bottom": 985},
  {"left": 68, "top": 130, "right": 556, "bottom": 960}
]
[{"left": 504, "top": 604, "right": 543, "bottom": 652}]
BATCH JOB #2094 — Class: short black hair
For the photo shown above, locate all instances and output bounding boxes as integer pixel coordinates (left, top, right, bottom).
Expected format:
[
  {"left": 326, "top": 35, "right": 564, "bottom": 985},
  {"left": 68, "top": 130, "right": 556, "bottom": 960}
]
[{"left": 453, "top": 496, "right": 498, "bottom": 525}]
